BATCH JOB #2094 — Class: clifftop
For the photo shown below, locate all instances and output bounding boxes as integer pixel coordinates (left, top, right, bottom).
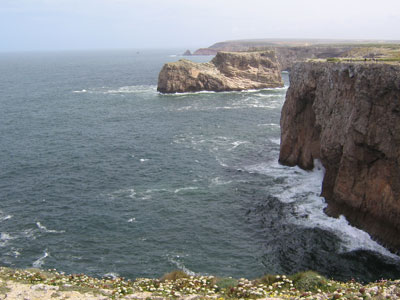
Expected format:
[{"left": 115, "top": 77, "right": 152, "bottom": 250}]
[
  {"left": 1, "top": 267, "right": 399, "bottom": 300},
  {"left": 157, "top": 51, "right": 283, "bottom": 93},
  {"left": 279, "top": 61, "right": 400, "bottom": 251}
]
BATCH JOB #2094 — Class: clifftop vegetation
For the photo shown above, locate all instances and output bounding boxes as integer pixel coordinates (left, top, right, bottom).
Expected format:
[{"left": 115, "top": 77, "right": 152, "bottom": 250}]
[{"left": 0, "top": 267, "right": 400, "bottom": 299}]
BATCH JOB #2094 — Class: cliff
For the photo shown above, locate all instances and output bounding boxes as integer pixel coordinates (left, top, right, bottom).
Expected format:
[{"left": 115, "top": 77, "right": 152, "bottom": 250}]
[
  {"left": 279, "top": 61, "right": 400, "bottom": 251},
  {"left": 193, "top": 39, "right": 400, "bottom": 70},
  {"left": 157, "top": 51, "right": 283, "bottom": 93},
  {"left": 274, "top": 46, "right": 351, "bottom": 71}
]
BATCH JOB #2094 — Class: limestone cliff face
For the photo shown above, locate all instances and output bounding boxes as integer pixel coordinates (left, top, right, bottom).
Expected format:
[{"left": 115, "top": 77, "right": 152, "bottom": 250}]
[
  {"left": 279, "top": 61, "right": 400, "bottom": 251},
  {"left": 157, "top": 51, "right": 283, "bottom": 93}
]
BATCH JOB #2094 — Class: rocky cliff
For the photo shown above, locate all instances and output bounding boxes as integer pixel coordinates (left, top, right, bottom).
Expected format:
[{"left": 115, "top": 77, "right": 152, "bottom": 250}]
[
  {"left": 193, "top": 39, "right": 400, "bottom": 70},
  {"left": 157, "top": 51, "right": 283, "bottom": 93},
  {"left": 279, "top": 61, "right": 400, "bottom": 251},
  {"left": 274, "top": 46, "right": 351, "bottom": 71}
]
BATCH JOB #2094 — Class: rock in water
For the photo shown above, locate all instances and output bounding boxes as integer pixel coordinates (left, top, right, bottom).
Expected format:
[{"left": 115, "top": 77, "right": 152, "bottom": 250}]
[
  {"left": 182, "top": 49, "right": 192, "bottom": 56},
  {"left": 157, "top": 51, "right": 283, "bottom": 93},
  {"left": 279, "top": 61, "right": 400, "bottom": 251}
]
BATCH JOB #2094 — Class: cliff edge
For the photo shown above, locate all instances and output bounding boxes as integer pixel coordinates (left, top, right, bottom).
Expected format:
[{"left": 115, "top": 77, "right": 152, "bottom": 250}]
[
  {"left": 157, "top": 51, "right": 283, "bottom": 93},
  {"left": 279, "top": 61, "right": 400, "bottom": 251}
]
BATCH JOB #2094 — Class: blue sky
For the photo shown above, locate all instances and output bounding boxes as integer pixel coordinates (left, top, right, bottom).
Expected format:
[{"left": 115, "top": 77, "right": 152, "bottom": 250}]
[{"left": 1, "top": 0, "right": 399, "bottom": 51}]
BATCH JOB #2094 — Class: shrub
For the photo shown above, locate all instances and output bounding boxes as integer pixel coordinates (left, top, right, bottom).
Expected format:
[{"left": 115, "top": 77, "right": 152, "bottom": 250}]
[
  {"left": 160, "top": 270, "right": 189, "bottom": 282},
  {"left": 255, "top": 274, "right": 281, "bottom": 285},
  {"left": 289, "top": 271, "right": 334, "bottom": 292},
  {"left": 327, "top": 57, "right": 340, "bottom": 63},
  {"left": 214, "top": 277, "right": 238, "bottom": 291}
]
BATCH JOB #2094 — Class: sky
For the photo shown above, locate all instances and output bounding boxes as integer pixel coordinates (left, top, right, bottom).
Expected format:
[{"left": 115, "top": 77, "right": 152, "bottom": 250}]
[{"left": 1, "top": 0, "right": 399, "bottom": 52}]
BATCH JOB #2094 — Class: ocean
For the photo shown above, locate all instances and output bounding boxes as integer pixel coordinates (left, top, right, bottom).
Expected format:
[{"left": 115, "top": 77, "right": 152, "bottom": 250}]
[{"left": 0, "top": 49, "right": 399, "bottom": 282}]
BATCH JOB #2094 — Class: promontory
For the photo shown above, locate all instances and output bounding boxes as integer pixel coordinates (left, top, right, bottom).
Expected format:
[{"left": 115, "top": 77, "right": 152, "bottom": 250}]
[
  {"left": 157, "top": 51, "right": 283, "bottom": 93},
  {"left": 279, "top": 60, "right": 400, "bottom": 251}
]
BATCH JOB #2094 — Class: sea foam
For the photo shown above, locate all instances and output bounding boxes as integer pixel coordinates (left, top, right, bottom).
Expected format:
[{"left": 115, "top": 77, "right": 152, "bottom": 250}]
[
  {"left": 36, "top": 222, "right": 65, "bottom": 234},
  {"left": 244, "top": 159, "right": 400, "bottom": 260},
  {"left": 32, "top": 250, "right": 49, "bottom": 268}
]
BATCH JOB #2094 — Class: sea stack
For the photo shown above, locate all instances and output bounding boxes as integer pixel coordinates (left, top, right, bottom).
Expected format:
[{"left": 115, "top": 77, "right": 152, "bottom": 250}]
[
  {"left": 157, "top": 51, "right": 283, "bottom": 93},
  {"left": 279, "top": 61, "right": 400, "bottom": 251}
]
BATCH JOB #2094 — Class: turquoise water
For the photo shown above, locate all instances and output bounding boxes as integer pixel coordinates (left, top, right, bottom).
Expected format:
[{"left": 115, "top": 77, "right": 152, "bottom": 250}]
[{"left": 0, "top": 49, "right": 399, "bottom": 282}]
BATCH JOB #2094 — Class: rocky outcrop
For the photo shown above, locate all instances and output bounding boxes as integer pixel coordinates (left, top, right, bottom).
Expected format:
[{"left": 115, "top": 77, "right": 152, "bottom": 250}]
[
  {"left": 157, "top": 51, "right": 283, "bottom": 93},
  {"left": 182, "top": 49, "right": 192, "bottom": 56},
  {"left": 279, "top": 61, "right": 400, "bottom": 251}
]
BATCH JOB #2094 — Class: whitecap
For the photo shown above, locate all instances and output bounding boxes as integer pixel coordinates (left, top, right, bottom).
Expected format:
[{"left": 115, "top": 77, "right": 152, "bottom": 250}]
[
  {"left": 103, "top": 85, "right": 156, "bottom": 94},
  {"left": 109, "top": 188, "right": 136, "bottom": 199},
  {"left": 144, "top": 188, "right": 170, "bottom": 194},
  {"left": 139, "top": 158, "right": 149, "bottom": 162},
  {"left": 161, "top": 87, "right": 284, "bottom": 96},
  {"left": 73, "top": 85, "right": 156, "bottom": 95},
  {"left": 230, "top": 141, "right": 249, "bottom": 150},
  {"left": 36, "top": 222, "right": 65, "bottom": 233},
  {"left": 160, "top": 90, "right": 217, "bottom": 96},
  {"left": 32, "top": 250, "right": 49, "bottom": 268},
  {"left": 72, "top": 89, "right": 87, "bottom": 93},
  {"left": 0, "top": 215, "right": 12, "bottom": 222},
  {"left": 269, "top": 138, "right": 281, "bottom": 145},
  {"left": 12, "top": 249, "right": 20, "bottom": 258},
  {"left": 257, "top": 123, "right": 279, "bottom": 127},
  {"left": 174, "top": 187, "right": 198, "bottom": 194},
  {"left": 0, "top": 232, "right": 13, "bottom": 247},
  {"left": 167, "top": 255, "right": 196, "bottom": 276},
  {"left": 127, "top": 218, "right": 136, "bottom": 223}
]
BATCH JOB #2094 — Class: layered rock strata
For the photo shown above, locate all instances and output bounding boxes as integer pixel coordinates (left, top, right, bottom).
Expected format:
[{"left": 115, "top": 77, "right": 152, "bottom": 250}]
[
  {"left": 279, "top": 61, "right": 400, "bottom": 251},
  {"left": 157, "top": 51, "right": 283, "bottom": 93}
]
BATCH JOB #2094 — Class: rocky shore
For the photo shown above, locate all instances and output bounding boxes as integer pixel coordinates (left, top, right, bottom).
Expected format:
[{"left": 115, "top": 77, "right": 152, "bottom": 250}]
[
  {"left": 279, "top": 60, "right": 400, "bottom": 251},
  {"left": 1, "top": 267, "right": 400, "bottom": 300},
  {"left": 157, "top": 51, "right": 283, "bottom": 93}
]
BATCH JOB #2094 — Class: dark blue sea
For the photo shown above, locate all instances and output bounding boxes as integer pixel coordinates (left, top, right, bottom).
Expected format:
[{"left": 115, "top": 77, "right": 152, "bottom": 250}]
[{"left": 0, "top": 49, "right": 399, "bottom": 282}]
